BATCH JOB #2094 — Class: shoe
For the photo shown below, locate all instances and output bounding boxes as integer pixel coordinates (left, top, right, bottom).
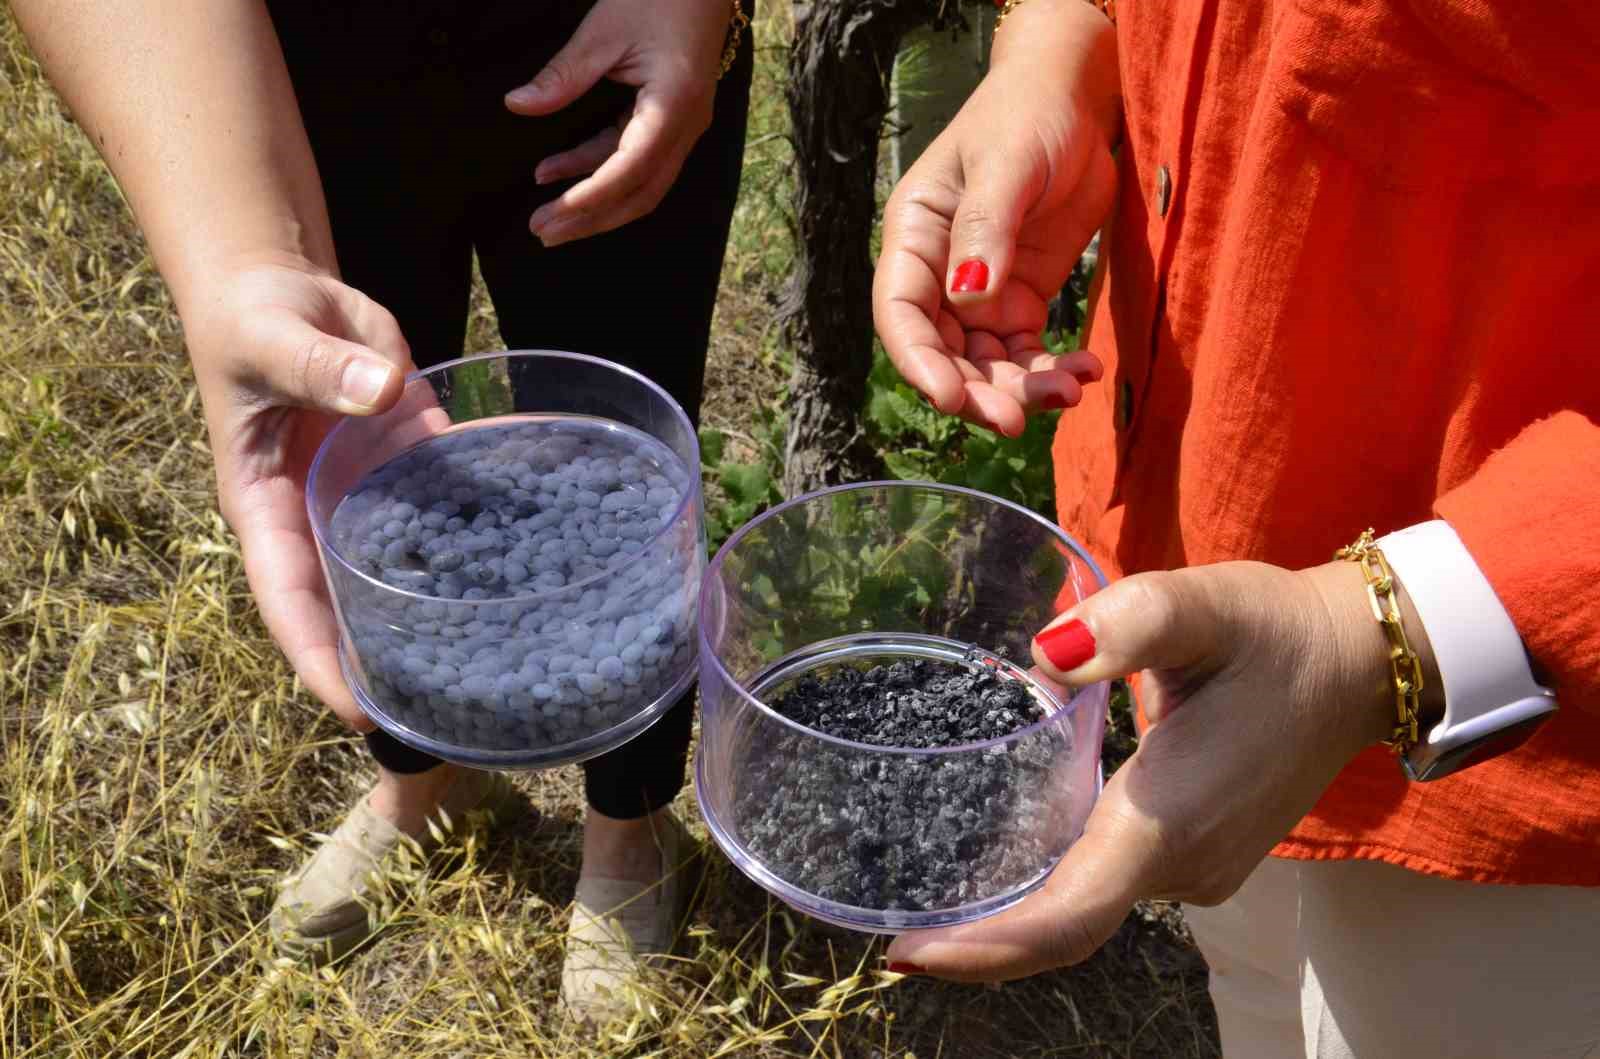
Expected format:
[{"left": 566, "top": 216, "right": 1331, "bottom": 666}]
[
  {"left": 560, "top": 812, "right": 698, "bottom": 1024},
  {"left": 269, "top": 768, "right": 519, "bottom": 965}
]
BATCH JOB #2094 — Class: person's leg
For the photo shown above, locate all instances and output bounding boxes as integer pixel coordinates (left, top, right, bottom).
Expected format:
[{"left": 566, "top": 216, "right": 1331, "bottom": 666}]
[
  {"left": 1183, "top": 855, "right": 1309, "bottom": 1059},
  {"left": 465, "top": 2, "right": 754, "bottom": 871},
  {"left": 1297, "top": 857, "right": 1600, "bottom": 1059}
]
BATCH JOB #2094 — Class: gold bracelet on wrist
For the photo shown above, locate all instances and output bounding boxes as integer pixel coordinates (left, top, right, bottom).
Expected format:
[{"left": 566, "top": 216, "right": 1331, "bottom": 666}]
[
  {"left": 718, "top": 0, "right": 750, "bottom": 81},
  {"left": 996, "top": 0, "right": 1116, "bottom": 34},
  {"left": 1335, "top": 528, "right": 1426, "bottom": 756}
]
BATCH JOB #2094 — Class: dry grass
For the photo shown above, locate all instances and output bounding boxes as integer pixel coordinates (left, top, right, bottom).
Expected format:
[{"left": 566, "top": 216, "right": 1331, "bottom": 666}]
[{"left": 0, "top": 9, "right": 1217, "bottom": 1058}]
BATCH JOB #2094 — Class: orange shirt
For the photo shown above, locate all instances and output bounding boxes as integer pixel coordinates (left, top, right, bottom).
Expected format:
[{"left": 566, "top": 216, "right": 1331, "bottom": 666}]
[{"left": 1054, "top": 0, "right": 1600, "bottom": 885}]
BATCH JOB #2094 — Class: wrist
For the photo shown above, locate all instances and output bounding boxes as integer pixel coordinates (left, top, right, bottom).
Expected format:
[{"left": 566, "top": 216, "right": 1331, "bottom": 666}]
[
  {"left": 1302, "top": 560, "right": 1444, "bottom": 754},
  {"left": 170, "top": 245, "right": 332, "bottom": 324},
  {"left": 991, "top": 0, "right": 1120, "bottom": 148}
]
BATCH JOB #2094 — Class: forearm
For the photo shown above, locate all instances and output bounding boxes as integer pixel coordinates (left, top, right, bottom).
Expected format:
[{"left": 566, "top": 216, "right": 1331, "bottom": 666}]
[
  {"left": 991, "top": 0, "right": 1121, "bottom": 146},
  {"left": 12, "top": 0, "right": 334, "bottom": 317}
]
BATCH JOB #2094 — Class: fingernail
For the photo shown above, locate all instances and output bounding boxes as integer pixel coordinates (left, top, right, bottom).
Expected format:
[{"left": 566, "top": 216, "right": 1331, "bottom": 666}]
[
  {"left": 505, "top": 85, "right": 540, "bottom": 107},
  {"left": 340, "top": 357, "right": 391, "bottom": 409},
  {"left": 1039, "top": 391, "right": 1072, "bottom": 411},
  {"left": 1035, "top": 619, "right": 1096, "bottom": 672},
  {"left": 950, "top": 259, "right": 989, "bottom": 294},
  {"left": 887, "top": 961, "right": 925, "bottom": 975}
]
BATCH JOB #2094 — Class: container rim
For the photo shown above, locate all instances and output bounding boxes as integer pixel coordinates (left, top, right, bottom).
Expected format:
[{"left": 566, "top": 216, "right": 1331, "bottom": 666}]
[
  {"left": 306, "top": 349, "right": 701, "bottom": 608},
  {"left": 697, "top": 480, "right": 1111, "bottom": 756}
]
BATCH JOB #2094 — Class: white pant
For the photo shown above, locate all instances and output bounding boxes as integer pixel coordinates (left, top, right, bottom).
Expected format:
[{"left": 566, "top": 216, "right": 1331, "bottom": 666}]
[{"left": 1183, "top": 855, "right": 1600, "bottom": 1059}]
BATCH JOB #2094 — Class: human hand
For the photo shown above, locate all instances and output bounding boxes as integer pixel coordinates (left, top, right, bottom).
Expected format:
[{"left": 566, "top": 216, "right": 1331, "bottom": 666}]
[
  {"left": 885, "top": 559, "right": 1421, "bottom": 981},
  {"left": 181, "top": 258, "right": 413, "bottom": 732},
  {"left": 505, "top": 0, "right": 734, "bottom": 247},
  {"left": 873, "top": 1, "right": 1118, "bottom": 437}
]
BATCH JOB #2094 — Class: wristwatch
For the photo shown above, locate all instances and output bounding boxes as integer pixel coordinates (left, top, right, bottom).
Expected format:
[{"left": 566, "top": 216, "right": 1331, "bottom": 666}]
[{"left": 1379, "top": 522, "right": 1558, "bottom": 782}]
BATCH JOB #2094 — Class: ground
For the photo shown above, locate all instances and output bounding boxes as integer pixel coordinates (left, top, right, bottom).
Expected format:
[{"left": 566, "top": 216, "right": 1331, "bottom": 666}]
[{"left": 0, "top": 8, "right": 1218, "bottom": 1057}]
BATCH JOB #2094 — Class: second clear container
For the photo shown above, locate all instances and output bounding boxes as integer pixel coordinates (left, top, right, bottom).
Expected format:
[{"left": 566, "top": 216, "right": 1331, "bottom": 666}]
[{"left": 696, "top": 482, "right": 1109, "bottom": 933}]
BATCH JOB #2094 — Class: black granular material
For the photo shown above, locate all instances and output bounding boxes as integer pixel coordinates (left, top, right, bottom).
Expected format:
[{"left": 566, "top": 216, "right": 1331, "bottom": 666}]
[
  {"left": 733, "top": 656, "right": 1078, "bottom": 914},
  {"left": 768, "top": 658, "right": 1046, "bottom": 748}
]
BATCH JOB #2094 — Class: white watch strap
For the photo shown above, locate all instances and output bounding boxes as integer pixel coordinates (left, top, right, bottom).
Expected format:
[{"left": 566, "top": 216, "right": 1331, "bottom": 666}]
[{"left": 1378, "top": 520, "right": 1550, "bottom": 736}]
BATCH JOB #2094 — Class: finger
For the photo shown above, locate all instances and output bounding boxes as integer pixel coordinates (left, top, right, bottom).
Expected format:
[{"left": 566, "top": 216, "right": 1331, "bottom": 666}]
[
  {"left": 536, "top": 125, "right": 623, "bottom": 185},
  {"left": 1002, "top": 334, "right": 1101, "bottom": 380},
  {"left": 934, "top": 309, "right": 966, "bottom": 355},
  {"left": 887, "top": 770, "right": 1157, "bottom": 981},
  {"left": 232, "top": 472, "right": 374, "bottom": 732},
  {"left": 531, "top": 84, "right": 702, "bottom": 241},
  {"left": 955, "top": 378, "right": 1027, "bottom": 437},
  {"left": 1026, "top": 348, "right": 1103, "bottom": 384},
  {"left": 1031, "top": 570, "right": 1224, "bottom": 692},
  {"left": 238, "top": 309, "right": 406, "bottom": 417},
  {"left": 873, "top": 250, "right": 970, "bottom": 414},
  {"left": 976, "top": 359, "right": 1083, "bottom": 412},
  {"left": 945, "top": 148, "right": 1042, "bottom": 307},
  {"left": 1017, "top": 368, "right": 1084, "bottom": 412},
  {"left": 504, "top": 18, "right": 621, "bottom": 116},
  {"left": 536, "top": 167, "right": 676, "bottom": 247}
]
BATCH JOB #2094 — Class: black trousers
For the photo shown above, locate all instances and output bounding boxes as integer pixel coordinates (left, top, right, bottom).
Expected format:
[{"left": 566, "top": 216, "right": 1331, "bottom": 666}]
[{"left": 271, "top": 0, "right": 752, "bottom": 819}]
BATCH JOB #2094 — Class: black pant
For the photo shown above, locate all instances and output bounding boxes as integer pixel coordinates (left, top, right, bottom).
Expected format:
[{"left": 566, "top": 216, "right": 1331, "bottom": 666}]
[{"left": 271, "top": 0, "right": 752, "bottom": 819}]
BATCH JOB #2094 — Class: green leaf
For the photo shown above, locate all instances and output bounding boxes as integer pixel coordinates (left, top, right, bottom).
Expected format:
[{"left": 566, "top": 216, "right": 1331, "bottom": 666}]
[
  {"left": 718, "top": 461, "right": 772, "bottom": 508},
  {"left": 882, "top": 449, "right": 929, "bottom": 481},
  {"left": 699, "top": 427, "right": 727, "bottom": 467}
]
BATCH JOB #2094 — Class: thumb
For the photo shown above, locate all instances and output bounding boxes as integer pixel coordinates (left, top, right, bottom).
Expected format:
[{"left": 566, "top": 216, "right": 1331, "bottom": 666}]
[
  {"left": 1031, "top": 570, "right": 1224, "bottom": 701},
  {"left": 944, "top": 151, "right": 1036, "bottom": 305},
  {"left": 247, "top": 312, "right": 407, "bottom": 416},
  {"left": 505, "top": 21, "right": 621, "bottom": 116},
  {"left": 236, "top": 299, "right": 412, "bottom": 419}
]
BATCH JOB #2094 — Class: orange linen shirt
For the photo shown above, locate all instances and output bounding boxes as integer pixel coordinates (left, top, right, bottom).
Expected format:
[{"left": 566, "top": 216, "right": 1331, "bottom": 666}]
[{"left": 1054, "top": 0, "right": 1600, "bottom": 885}]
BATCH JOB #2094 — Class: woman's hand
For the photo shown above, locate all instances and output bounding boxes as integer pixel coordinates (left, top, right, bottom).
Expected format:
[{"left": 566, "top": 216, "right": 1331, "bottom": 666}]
[
  {"left": 885, "top": 560, "right": 1430, "bottom": 981},
  {"left": 505, "top": 0, "right": 734, "bottom": 246},
  {"left": 182, "top": 258, "right": 414, "bottom": 732},
  {"left": 873, "top": 0, "right": 1119, "bottom": 438}
]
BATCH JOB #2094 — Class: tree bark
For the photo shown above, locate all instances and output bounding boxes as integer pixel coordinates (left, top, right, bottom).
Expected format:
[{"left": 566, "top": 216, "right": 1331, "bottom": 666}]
[{"left": 779, "top": 0, "right": 962, "bottom": 496}]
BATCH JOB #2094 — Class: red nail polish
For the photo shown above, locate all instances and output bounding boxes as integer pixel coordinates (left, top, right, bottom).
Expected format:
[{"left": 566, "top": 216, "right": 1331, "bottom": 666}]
[
  {"left": 1039, "top": 391, "right": 1072, "bottom": 411},
  {"left": 950, "top": 259, "right": 989, "bottom": 294},
  {"left": 1035, "top": 619, "right": 1096, "bottom": 672},
  {"left": 888, "top": 961, "right": 925, "bottom": 975}
]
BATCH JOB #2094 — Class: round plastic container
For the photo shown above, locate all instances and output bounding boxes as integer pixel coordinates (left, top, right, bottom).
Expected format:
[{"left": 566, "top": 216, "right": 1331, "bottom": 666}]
[
  {"left": 307, "top": 350, "right": 704, "bottom": 769},
  {"left": 695, "top": 482, "right": 1108, "bottom": 933}
]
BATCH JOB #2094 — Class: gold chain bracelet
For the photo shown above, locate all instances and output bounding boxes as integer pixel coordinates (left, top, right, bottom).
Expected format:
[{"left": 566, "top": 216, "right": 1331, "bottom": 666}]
[
  {"left": 996, "top": 0, "right": 1116, "bottom": 33},
  {"left": 718, "top": 0, "right": 750, "bottom": 81},
  {"left": 1335, "top": 528, "right": 1425, "bottom": 755}
]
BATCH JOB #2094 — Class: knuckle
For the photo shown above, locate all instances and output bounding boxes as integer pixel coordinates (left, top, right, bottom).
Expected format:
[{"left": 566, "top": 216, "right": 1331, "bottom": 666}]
[
  {"left": 1119, "top": 573, "right": 1184, "bottom": 642},
  {"left": 289, "top": 335, "right": 332, "bottom": 399},
  {"left": 956, "top": 200, "right": 997, "bottom": 235},
  {"left": 537, "top": 56, "right": 576, "bottom": 93}
]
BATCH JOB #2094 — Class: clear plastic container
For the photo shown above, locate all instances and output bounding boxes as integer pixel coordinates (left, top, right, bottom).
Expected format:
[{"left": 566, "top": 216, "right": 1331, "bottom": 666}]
[
  {"left": 306, "top": 350, "right": 704, "bottom": 769},
  {"left": 695, "top": 482, "right": 1108, "bottom": 933}
]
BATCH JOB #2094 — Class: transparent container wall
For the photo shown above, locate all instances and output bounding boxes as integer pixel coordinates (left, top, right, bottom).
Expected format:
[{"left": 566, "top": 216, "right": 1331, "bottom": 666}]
[
  {"left": 696, "top": 483, "right": 1108, "bottom": 932},
  {"left": 307, "top": 351, "right": 705, "bottom": 769}
]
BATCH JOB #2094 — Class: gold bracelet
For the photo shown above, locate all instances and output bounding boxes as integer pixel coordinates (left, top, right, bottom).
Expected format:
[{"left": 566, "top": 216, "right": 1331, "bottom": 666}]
[
  {"left": 718, "top": 0, "right": 750, "bottom": 81},
  {"left": 1335, "top": 528, "right": 1426, "bottom": 755},
  {"left": 996, "top": 0, "right": 1116, "bottom": 33}
]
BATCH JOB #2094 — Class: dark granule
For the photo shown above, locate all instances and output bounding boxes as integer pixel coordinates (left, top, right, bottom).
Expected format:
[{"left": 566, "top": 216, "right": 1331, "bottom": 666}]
[
  {"left": 767, "top": 657, "right": 1046, "bottom": 748},
  {"left": 733, "top": 654, "right": 1076, "bottom": 915}
]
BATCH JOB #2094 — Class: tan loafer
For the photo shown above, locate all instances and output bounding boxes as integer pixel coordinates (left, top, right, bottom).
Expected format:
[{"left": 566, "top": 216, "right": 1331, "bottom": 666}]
[
  {"left": 269, "top": 768, "right": 519, "bottom": 965},
  {"left": 560, "top": 812, "right": 698, "bottom": 1024}
]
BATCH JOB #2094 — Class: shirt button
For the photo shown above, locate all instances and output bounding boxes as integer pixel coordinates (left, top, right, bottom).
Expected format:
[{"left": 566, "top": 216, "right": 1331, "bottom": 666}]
[{"left": 1155, "top": 164, "right": 1172, "bottom": 218}]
